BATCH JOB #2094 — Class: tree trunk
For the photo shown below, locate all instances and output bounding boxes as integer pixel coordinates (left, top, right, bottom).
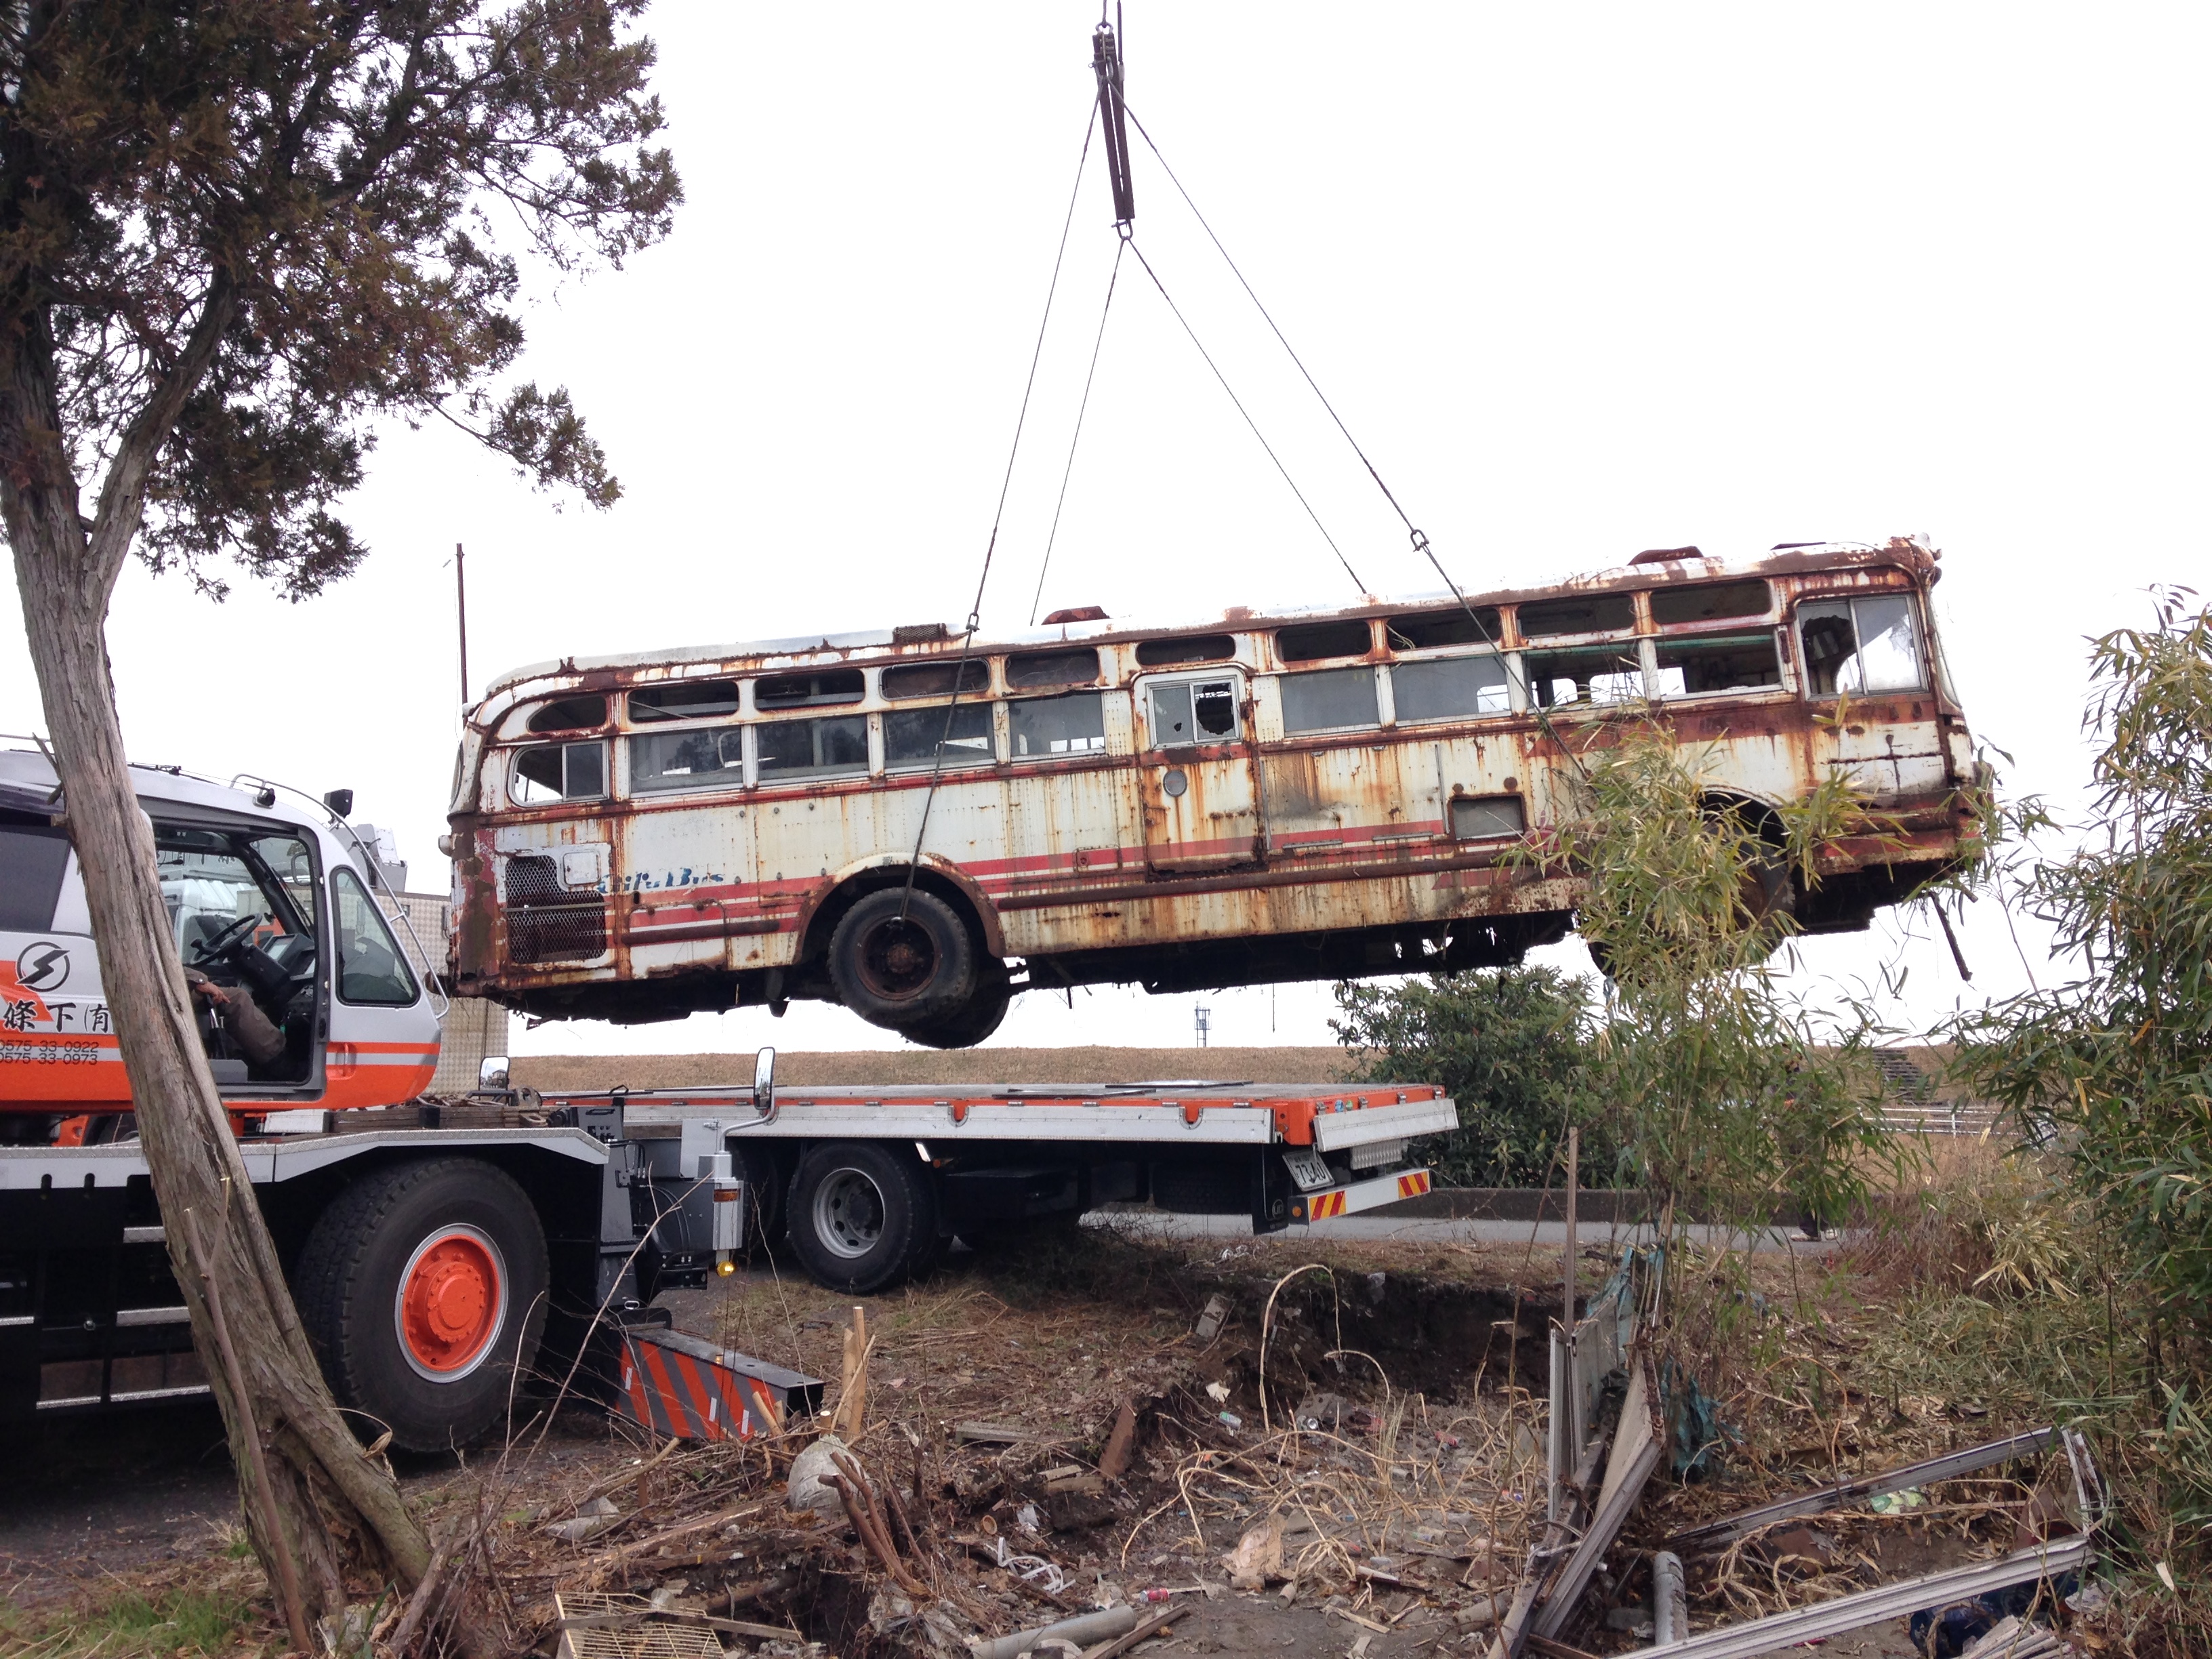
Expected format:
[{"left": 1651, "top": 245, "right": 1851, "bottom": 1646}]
[{"left": 3, "top": 339, "right": 430, "bottom": 1625}]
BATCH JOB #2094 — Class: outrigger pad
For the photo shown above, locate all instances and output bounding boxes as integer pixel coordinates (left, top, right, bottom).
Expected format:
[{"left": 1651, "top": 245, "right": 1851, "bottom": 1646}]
[{"left": 613, "top": 1326, "right": 823, "bottom": 1442}]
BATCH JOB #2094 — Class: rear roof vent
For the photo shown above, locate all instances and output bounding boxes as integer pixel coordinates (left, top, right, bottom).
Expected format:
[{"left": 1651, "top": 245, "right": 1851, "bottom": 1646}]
[
  {"left": 1041, "top": 605, "right": 1109, "bottom": 624},
  {"left": 892, "top": 622, "right": 953, "bottom": 645},
  {"left": 1630, "top": 546, "right": 1705, "bottom": 566}
]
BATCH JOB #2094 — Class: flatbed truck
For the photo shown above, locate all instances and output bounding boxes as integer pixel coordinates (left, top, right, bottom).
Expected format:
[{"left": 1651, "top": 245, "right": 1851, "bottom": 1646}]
[{"left": 0, "top": 747, "right": 1451, "bottom": 1452}]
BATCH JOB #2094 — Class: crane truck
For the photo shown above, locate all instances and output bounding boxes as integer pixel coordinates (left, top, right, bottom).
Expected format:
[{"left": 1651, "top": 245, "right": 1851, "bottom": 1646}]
[{"left": 0, "top": 745, "right": 1450, "bottom": 1450}]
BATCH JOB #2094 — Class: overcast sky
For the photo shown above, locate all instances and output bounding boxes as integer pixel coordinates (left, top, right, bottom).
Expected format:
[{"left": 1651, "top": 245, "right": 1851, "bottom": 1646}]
[{"left": 4, "top": 5, "right": 2205, "bottom": 1061}]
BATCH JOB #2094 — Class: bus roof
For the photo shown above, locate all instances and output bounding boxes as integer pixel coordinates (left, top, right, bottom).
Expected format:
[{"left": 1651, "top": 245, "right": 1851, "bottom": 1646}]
[{"left": 483, "top": 537, "right": 1936, "bottom": 701}]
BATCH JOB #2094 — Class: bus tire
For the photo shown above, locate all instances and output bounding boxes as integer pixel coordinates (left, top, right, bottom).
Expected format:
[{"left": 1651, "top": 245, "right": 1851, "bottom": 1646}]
[
  {"left": 828, "top": 888, "right": 977, "bottom": 1029},
  {"left": 294, "top": 1157, "right": 550, "bottom": 1455},
  {"left": 786, "top": 1141, "right": 938, "bottom": 1294},
  {"left": 903, "top": 961, "right": 1012, "bottom": 1050}
]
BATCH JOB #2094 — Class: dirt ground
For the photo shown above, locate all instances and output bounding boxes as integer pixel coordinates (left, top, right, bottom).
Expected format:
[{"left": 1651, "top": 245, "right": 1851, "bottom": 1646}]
[{"left": 0, "top": 1223, "right": 2072, "bottom": 1659}]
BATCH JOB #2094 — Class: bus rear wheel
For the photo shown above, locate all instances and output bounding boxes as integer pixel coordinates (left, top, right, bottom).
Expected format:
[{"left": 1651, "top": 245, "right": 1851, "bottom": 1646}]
[
  {"left": 829, "top": 888, "right": 977, "bottom": 1030},
  {"left": 294, "top": 1157, "right": 550, "bottom": 1454},
  {"left": 903, "top": 962, "right": 1011, "bottom": 1050}
]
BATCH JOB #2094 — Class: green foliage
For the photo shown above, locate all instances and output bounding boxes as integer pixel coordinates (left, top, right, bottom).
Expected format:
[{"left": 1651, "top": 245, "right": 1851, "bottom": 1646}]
[
  {"left": 0, "top": 1588, "right": 247, "bottom": 1659},
  {"left": 1540, "top": 717, "right": 1906, "bottom": 1229},
  {"left": 1946, "top": 592, "right": 2212, "bottom": 1392},
  {"left": 1331, "top": 965, "right": 1608, "bottom": 1187},
  {"left": 0, "top": 0, "right": 680, "bottom": 598}
]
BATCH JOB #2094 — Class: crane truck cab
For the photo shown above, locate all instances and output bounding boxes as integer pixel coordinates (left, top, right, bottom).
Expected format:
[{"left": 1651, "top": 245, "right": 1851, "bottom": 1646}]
[{"left": 0, "top": 747, "right": 441, "bottom": 1136}]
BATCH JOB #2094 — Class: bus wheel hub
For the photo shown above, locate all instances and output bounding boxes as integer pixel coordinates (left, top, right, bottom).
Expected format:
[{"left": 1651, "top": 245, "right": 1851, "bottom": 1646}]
[{"left": 397, "top": 1227, "right": 505, "bottom": 1377}]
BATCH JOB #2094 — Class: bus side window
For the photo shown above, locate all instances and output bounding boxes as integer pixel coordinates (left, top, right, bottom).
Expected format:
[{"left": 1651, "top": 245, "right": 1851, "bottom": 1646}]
[
  {"left": 1391, "top": 654, "right": 1511, "bottom": 722},
  {"left": 1652, "top": 633, "right": 1782, "bottom": 698},
  {"left": 510, "top": 741, "right": 606, "bottom": 805},
  {"left": 884, "top": 702, "right": 994, "bottom": 770},
  {"left": 1280, "top": 667, "right": 1379, "bottom": 734},
  {"left": 756, "top": 714, "right": 869, "bottom": 780},
  {"left": 1010, "top": 691, "right": 1108, "bottom": 757},
  {"left": 1799, "top": 596, "right": 1925, "bottom": 696},
  {"left": 1523, "top": 647, "right": 1643, "bottom": 710},
  {"left": 1149, "top": 682, "right": 1193, "bottom": 747}
]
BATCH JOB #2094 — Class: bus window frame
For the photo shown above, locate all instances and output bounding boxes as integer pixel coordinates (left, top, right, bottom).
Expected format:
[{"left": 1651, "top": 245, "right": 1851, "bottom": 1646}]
[
  {"left": 1141, "top": 670, "right": 1247, "bottom": 752},
  {"left": 1384, "top": 647, "right": 1523, "bottom": 725},
  {"left": 1795, "top": 590, "right": 1929, "bottom": 699}
]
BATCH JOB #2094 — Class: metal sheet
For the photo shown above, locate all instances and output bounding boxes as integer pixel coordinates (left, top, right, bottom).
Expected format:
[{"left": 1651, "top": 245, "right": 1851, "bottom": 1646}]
[
  {"left": 1652, "top": 1536, "right": 2093, "bottom": 1659},
  {"left": 1532, "top": 1354, "right": 1664, "bottom": 1641},
  {"left": 1664, "top": 1427, "right": 2057, "bottom": 1550},
  {"left": 1312, "top": 1097, "right": 1460, "bottom": 1150}
]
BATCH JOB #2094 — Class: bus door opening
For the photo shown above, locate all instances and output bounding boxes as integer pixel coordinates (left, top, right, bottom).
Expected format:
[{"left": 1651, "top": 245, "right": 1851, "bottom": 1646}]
[{"left": 1138, "top": 673, "right": 1264, "bottom": 871}]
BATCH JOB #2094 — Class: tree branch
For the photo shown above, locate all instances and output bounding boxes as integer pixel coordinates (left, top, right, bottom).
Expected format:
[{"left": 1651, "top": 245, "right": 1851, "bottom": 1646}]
[{"left": 85, "top": 268, "right": 234, "bottom": 600}]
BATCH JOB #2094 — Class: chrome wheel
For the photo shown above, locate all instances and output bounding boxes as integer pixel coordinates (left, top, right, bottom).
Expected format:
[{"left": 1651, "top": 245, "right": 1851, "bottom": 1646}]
[{"left": 813, "top": 1166, "right": 887, "bottom": 1260}]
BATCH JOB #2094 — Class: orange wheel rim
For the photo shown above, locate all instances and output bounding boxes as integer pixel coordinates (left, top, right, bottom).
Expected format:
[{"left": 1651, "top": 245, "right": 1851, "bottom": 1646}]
[{"left": 395, "top": 1226, "right": 506, "bottom": 1380}]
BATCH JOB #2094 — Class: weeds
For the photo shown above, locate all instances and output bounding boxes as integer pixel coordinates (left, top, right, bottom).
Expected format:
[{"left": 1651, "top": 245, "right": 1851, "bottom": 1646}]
[{"left": 0, "top": 1589, "right": 250, "bottom": 1659}]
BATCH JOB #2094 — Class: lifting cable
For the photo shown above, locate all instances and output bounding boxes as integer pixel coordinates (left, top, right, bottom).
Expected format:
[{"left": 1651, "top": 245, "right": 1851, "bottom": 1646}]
[
  {"left": 900, "top": 103, "right": 1099, "bottom": 918},
  {"left": 1124, "top": 102, "right": 1591, "bottom": 782},
  {"left": 1029, "top": 237, "right": 1126, "bottom": 626}
]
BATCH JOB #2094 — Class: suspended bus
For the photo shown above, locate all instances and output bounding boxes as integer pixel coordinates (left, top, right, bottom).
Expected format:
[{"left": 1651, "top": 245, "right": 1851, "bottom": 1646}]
[{"left": 445, "top": 538, "right": 1979, "bottom": 1046}]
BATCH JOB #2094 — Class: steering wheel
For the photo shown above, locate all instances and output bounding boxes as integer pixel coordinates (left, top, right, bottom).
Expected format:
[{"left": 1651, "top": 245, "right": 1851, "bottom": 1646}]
[{"left": 190, "top": 913, "right": 262, "bottom": 964}]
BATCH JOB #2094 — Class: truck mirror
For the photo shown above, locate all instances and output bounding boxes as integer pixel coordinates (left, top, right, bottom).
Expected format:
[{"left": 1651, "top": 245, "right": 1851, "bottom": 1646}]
[
  {"left": 753, "top": 1046, "right": 776, "bottom": 1115},
  {"left": 323, "top": 787, "right": 354, "bottom": 818},
  {"left": 479, "top": 1055, "right": 510, "bottom": 1089}
]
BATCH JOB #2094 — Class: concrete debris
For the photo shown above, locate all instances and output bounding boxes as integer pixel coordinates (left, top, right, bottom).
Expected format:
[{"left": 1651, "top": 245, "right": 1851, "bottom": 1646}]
[{"left": 783, "top": 1434, "right": 851, "bottom": 1520}]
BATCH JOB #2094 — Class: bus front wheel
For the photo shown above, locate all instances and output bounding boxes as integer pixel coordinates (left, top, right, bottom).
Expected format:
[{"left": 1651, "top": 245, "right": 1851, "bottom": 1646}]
[{"left": 829, "top": 888, "right": 977, "bottom": 1029}]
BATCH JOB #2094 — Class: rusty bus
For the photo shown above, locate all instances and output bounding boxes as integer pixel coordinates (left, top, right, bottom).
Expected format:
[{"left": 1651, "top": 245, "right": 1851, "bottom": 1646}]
[{"left": 445, "top": 538, "right": 1979, "bottom": 1046}]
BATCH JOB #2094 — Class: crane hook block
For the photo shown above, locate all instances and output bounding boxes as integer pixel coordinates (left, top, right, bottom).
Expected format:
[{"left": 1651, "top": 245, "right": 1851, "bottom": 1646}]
[{"left": 1093, "top": 22, "right": 1136, "bottom": 228}]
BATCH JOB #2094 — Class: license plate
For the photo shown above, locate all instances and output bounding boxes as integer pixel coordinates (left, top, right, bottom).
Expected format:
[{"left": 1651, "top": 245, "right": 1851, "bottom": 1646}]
[{"left": 1280, "top": 1148, "right": 1334, "bottom": 1191}]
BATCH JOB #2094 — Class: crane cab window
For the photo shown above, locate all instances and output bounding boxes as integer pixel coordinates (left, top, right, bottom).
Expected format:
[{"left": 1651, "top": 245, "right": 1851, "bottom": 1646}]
[
  {"left": 156, "top": 825, "right": 321, "bottom": 1084},
  {"left": 331, "top": 866, "right": 421, "bottom": 1007},
  {"left": 0, "top": 823, "right": 70, "bottom": 931},
  {"left": 1799, "top": 596, "right": 1925, "bottom": 696},
  {"left": 510, "top": 741, "right": 607, "bottom": 805},
  {"left": 1149, "top": 678, "right": 1240, "bottom": 748}
]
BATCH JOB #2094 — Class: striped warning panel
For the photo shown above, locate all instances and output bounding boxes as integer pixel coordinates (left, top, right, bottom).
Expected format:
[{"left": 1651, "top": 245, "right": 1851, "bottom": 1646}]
[
  {"left": 1397, "top": 1170, "right": 1432, "bottom": 1199},
  {"left": 615, "top": 1326, "right": 823, "bottom": 1443},
  {"left": 1309, "top": 1190, "right": 1349, "bottom": 1219}
]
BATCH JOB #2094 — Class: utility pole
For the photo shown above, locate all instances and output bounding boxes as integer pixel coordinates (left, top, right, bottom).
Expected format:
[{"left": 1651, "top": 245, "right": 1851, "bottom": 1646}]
[{"left": 455, "top": 541, "right": 470, "bottom": 707}]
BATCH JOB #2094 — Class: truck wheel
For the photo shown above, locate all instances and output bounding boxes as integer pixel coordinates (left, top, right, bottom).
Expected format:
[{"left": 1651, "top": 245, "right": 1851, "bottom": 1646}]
[
  {"left": 294, "top": 1158, "right": 550, "bottom": 1454},
  {"left": 903, "top": 961, "right": 1012, "bottom": 1050},
  {"left": 786, "top": 1142, "right": 938, "bottom": 1294},
  {"left": 829, "top": 888, "right": 977, "bottom": 1029}
]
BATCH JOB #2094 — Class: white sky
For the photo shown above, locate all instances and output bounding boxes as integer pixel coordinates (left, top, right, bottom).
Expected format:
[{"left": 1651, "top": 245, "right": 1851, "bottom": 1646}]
[{"left": 5, "top": 5, "right": 2207, "bottom": 1060}]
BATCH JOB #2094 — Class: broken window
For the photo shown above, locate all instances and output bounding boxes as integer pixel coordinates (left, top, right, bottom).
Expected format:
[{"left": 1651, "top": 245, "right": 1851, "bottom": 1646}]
[
  {"left": 1650, "top": 579, "right": 1769, "bottom": 627},
  {"left": 525, "top": 695, "right": 607, "bottom": 734},
  {"left": 1517, "top": 593, "right": 1635, "bottom": 638},
  {"left": 1384, "top": 607, "right": 1502, "bottom": 651},
  {"left": 881, "top": 659, "right": 989, "bottom": 701},
  {"left": 1010, "top": 692, "right": 1108, "bottom": 758},
  {"left": 1524, "top": 647, "right": 1644, "bottom": 709},
  {"left": 755, "top": 715, "right": 869, "bottom": 781},
  {"left": 1391, "top": 654, "right": 1511, "bottom": 722},
  {"left": 885, "top": 702, "right": 995, "bottom": 770},
  {"left": 1277, "top": 620, "right": 1374, "bottom": 662},
  {"left": 1149, "top": 678, "right": 1241, "bottom": 747},
  {"left": 1798, "top": 595, "right": 1925, "bottom": 696},
  {"left": 1450, "top": 795, "right": 1527, "bottom": 840},
  {"left": 630, "top": 728, "right": 745, "bottom": 793},
  {"left": 1005, "top": 648, "right": 1100, "bottom": 689},
  {"left": 1136, "top": 633, "right": 1236, "bottom": 667},
  {"left": 0, "top": 823, "right": 70, "bottom": 931},
  {"left": 1653, "top": 632, "right": 1782, "bottom": 697},
  {"left": 331, "top": 865, "right": 421, "bottom": 1007},
  {"left": 754, "top": 669, "right": 862, "bottom": 710},
  {"left": 1281, "top": 666, "right": 1380, "bottom": 733},
  {"left": 509, "top": 741, "right": 606, "bottom": 805},
  {"left": 629, "top": 679, "right": 742, "bottom": 722}
]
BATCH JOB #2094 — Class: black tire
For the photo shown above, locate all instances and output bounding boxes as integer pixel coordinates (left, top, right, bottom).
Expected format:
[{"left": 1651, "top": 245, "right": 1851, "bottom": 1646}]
[
  {"left": 786, "top": 1141, "right": 939, "bottom": 1294},
  {"left": 828, "top": 888, "right": 977, "bottom": 1030},
  {"left": 903, "top": 961, "right": 1012, "bottom": 1050},
  {"left": 293, "top": 1158, "right": 549, "bottom": 1455},
  {"left": 731, "top": 1141, "right": 787, "bottom": 1252}
]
